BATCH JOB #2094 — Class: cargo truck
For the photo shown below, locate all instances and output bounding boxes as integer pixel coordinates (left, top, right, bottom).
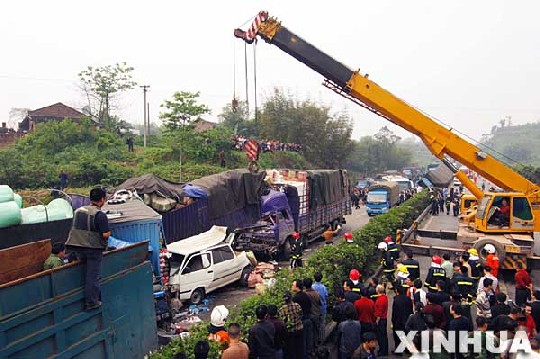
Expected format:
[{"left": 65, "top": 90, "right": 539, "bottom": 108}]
[{"left": 366, "top": 181, "right": 400, "bottom": 216}]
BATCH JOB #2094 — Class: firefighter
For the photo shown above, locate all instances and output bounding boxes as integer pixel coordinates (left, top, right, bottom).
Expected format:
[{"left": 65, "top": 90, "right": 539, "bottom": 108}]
[
  {"left": 401, "top": 250, "right": 420, "bottom": 281},
  {"left": 343, "top": 232, "right": 354, "bottom": 243},
  {"left": 384, "top": 236, "right": 400, "bottom": 263},
  {"left": 451, "top": 266, "right": 475, "bottom": 319},
  {"left": 349, "top": 268, "right": 362, "bottom": 292},
  {"left": 378, "top": 242, "right": 395, "bottom": 285},
  {"left": 395, "top": 264, "right": 411, "bottom": 291},
  {"left": 484, "top": 243, "right": 500, "bottom": 278},
  {"left": 467, "top": 248, "right": 482, "bottom": 286},
  {"left": 424, "top": 255, "right": 446, "bottom": 293},
  {"left": 289, "top": 232, "right": 303, "bottom": 269}
]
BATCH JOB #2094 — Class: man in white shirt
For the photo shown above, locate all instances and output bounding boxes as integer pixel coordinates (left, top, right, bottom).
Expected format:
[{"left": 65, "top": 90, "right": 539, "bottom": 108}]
[{"left": 477, "top": 266, "right": 498, "bottom": 296}]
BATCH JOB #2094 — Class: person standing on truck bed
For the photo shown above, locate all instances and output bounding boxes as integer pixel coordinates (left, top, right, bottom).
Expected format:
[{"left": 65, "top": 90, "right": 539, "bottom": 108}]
[
  {"left": 43, "top": 243, "right": 66, "bottom": 270},
  {"left": 65, "top": 187, "right": 111, "bottom": 311}
]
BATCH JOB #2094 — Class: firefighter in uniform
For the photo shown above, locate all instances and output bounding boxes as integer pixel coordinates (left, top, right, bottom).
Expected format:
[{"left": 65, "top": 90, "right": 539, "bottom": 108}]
[
  {"left": 467, "top": 248, "right": 482, "bottom": 288},
  {"left": 289, "top": 231, "right": 303, "bottom": 269},
  {"left": 349, "top": 268, "right": 362, "bottom": 293},
  {"left": 451, "top": 265, "right": 474, "bottom": 319},
  {"left": 484, "top": 243, "right": 500, "bottom": 278},
  {"left": 401, "top": 250, "right": 420, "bottom": 281},
  {"left": 395, "top": 264, "right": 411, "bottom": 291},
  {"left": 385, "top": 236, "right": 400, "bottom": 263},
  {"left": 424, "top": 255, "right": 446, "bottom": 293},
  {"left": 378, "top": 242, "right": 396, "bottom": 286}
]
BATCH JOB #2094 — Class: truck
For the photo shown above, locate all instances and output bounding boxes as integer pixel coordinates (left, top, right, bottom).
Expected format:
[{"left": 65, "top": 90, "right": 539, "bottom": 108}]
[
  {"left": 234, "top": 11, "right": 540, "bottom": 268},
  {"left": 366, "top": 181, "right": 400, "bottom": 216},
  {"left": 0, "top": 240, "right": 157, "bottom": 358},
  {"left": 162, "top": 168, "right": 350, "bottom": 259}
]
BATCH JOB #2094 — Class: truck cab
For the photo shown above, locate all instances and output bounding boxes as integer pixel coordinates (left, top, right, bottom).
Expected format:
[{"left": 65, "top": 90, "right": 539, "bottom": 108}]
[
  {"left": 475, "top": 193, "right": 534, "bottom": 233},
  {"left": 366, "top": 182, "right": 400, "bottom": 216}
]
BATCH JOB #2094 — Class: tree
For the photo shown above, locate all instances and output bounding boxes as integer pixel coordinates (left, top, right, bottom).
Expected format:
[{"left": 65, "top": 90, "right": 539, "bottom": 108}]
[
  {"left": 219, "top": 100, "right": 258, "bottom": 137},
  {"left": 160, "top": 91, "right": 210, "bottom": 131},
  {"left": 78, "top": 62, "right": 137, "bottom": 126}
]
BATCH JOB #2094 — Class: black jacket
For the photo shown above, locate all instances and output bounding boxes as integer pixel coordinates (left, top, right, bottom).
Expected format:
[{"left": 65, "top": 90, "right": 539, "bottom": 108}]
[
  {"left": 402, "top": 258, "right": 420, "bottom": 280},
  {"left": 392, "top": 294, "right": 413, "bottom": 330}
]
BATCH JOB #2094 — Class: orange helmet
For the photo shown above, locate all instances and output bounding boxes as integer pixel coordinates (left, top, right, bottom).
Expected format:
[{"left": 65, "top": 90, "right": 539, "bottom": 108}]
[
  {"left": 344, "top": 232, "right": 353, "bottom": 242},
  {"left": 349, "top": 269, "right": 361, "bottom": 281},
  {"left": 384, "top": 236, "right": 393, "bottom": 243},
  {"left": 292, "top": 232, "right": 300, "bottom": 240},
  {"left": 431, "top": 255, "right": 442, "bottom": 265}
]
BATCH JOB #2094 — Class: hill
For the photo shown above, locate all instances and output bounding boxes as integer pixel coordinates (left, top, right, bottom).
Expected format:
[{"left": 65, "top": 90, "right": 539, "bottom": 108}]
[{"left": 482, "top": 122, "right": 540, "bottom": 166}]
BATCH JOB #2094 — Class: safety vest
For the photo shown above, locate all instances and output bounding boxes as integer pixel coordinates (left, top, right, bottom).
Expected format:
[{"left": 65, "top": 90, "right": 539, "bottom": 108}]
[{"left": 66, "top": 206, "right": 107, "bottom": 249}]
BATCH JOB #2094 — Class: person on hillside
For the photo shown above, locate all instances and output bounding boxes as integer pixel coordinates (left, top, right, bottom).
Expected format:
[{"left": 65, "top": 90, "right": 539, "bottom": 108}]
[
  {"left": 59, "top": 169, "right": 69, "bottom": 190},
  {"left": 222, "top": 323, "right": 249, "bottom": 359},
  {"left": 43, "top": 242, "right": 66, "bottom": 270},
  {"left": 219, "top": 150, "right": 226, "bottom": 168},
  {"left": 65, "top": 187, "right": 110, "bottom": 311}
]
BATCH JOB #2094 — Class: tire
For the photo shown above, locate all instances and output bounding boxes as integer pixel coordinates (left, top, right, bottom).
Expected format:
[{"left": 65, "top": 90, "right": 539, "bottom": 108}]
[
  {"left": 473, "top": 238, "right": 506, "bottom": 265},
  {"left": 239, "top": 265, "right": 253, "bottom": 287},
  {"left": 189, "top": 288, "right": 205, "bottom": 305}
]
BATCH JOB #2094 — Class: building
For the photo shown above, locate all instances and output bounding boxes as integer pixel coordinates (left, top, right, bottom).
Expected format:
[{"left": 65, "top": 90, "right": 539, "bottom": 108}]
[{"left": 18, "top": 103, "right": 91, "bottom": 132}]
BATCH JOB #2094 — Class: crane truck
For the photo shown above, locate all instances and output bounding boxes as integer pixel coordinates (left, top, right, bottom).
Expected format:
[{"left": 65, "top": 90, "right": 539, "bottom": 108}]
[{"left": 234, "top": 11, "right": 540, "bottom": 269}]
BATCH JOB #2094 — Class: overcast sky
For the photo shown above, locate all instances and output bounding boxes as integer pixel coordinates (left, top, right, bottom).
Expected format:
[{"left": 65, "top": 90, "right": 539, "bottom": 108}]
[{"left": 2, "top": 1, "right": 540, "bottom": 143}]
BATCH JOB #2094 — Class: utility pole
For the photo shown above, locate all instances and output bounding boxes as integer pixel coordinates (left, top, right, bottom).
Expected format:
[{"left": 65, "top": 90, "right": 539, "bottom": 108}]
[
  {"left": 147, "top": 102, "right": 150, "bottom": 135},
  {"left": 140, "top": 85, "right": 150, "bottom": 147}
]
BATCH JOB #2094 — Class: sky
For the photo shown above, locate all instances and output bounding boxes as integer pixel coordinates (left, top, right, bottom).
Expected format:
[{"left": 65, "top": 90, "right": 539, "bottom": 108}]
[{"left": 1, "top": 1, "right": 540, "bottom": 143}]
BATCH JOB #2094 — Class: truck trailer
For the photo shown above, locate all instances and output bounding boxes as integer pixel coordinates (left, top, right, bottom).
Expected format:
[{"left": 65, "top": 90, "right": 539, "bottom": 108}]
[{"left": 366, "top": 181, "right": 400, "bottom": 216}]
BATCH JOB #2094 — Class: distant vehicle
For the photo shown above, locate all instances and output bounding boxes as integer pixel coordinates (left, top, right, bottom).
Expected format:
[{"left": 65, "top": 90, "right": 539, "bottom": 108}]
[
  {"left": 402, "top": 169, "right": 413, "bottom": 179},
  {"left": 354, "top": 178, "right": 373, "bottom": 189},
  {"left": 383, "top": 175, "right": 413, "bottom": 192},
  {"left": 366, "top": 181, "right": 400, "bottom": 216},
  {"left": 166, "top": 226, "right": 252, "bottom": 304}
]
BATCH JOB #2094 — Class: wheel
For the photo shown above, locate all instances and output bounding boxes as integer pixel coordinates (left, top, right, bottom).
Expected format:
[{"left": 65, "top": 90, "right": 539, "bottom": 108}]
[
  {"left": 239, "top": 265, "right": 253, "bottom": 287},
  {"left": 189, "top": 288, "right": 205, "bottom": 305},
  {"left": 473, "top": 238, "right": 506, "bottom": 265}
]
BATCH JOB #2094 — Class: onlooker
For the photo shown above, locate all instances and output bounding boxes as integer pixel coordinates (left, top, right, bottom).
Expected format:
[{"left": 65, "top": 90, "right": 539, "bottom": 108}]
[
  {"left": 194, "top": 340, "right": 210, "bottom": 359},
  {"left": 352, "top": 332, "right": 378, "bottom": 358},
  {"left": 292, "top": 280, "right": 313, "bottom": 358},
  {"left": 408, "top": 278, "right": 427, "bottom": 306},
  {"left": 222, "top": 323, "right": 249, "bottom": 359},
  {"left": 304, "top": 277, "right": 322, "bottom": 346},
  {"left": 424, "top": 293, "right": 445, "bottom": 329},
  {"left": 332, "top": 288, "right": 353, "bottom": 324},
  {"left": 279, "top": 291, "right": 303, "bottom": 359},
  {"left": 476, "top": 278, "right": 493, "bottom": 320},
  {"left": 65, "top": 187, "right": 111, "bottom": 311},
  {"left": 267, "top": 305, "right": 286, "bottom": 359},
  {"left": 355, "top": 288, "right": 376, "bottom": 335},
  {"left": 531, "top": 290, "right": 540, "bottom": 330},
  {"left": 405, "top": 302, "right": 428, "bottom": 332},
  {"left": 447, "top": 305, "right": 472, "bottom": 359},
  {"left": 312, "top": 272, "right": 328, "bottom": 343},
  {"left": 248, "top": 305, "right": 276, "bottom": 359},
  {"left": 392, "top": 286, "right": 413, "bottom": 353},
  {"left": 374, "top": 285, "right": 388, "bottom": 357},
  {"left": 520, "top": 304, "right": 537, "bottom": 339},
  {"left": 337, "top": 302, "right": 362, "bottom": 359},
  {"left": 441, "top": 253, "right": 453, "bottom": 279},
  {"left": 43, "top": 242, "right": 66, "bottom": 270},
  {"left": 477, "top": 266, "right": 498, "bottom": 301},
  {"left": 343, "top": 280, "right": 361, "bottom": 304},
  {"left": 490, "top": 292, "right": 511, "bottom": 320},
  {"left": 514, "top": 262, "right": 532, "bottom": 306},
  {"left": 59, "top": 169, "right": 69, "bottom": 190}
]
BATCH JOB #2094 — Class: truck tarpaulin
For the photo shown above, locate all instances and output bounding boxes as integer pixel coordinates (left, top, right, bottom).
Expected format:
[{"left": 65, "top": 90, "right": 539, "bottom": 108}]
[
  {"left": 306, "top": 170, "right": 348, "bottom": 209},
  {"left": 190, "top": 169, "right": 266, "bottom": 219},
  {"left": 115, "top": 173, "right": 185, "bottom": 201}
]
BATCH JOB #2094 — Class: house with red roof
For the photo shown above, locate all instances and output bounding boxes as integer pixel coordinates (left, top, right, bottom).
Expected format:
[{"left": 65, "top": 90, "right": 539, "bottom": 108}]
[{"left": 18, "top": 102, "right": 95, "bottom": 132}]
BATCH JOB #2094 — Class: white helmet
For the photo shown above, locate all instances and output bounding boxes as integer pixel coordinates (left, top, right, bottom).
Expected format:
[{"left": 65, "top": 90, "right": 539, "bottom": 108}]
[
  {"left": 484, "top": 243, "right": 496, "bottom": 254},
  {"left": 377, "top": 242, "right": 388, "bottom": 250},
  {"left": 210, "top": 305, "right": 229, "bottom": 327}
]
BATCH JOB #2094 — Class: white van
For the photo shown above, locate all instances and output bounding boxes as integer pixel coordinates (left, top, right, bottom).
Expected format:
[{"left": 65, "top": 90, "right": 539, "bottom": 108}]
[{"left": 166, "top": 226, "right": 252, "bottom": 304}]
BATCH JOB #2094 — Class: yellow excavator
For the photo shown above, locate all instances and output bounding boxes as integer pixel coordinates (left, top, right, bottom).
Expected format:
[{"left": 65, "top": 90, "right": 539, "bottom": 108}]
[{"left": 234, "top": 11, "right": 540, "bottom": 269}]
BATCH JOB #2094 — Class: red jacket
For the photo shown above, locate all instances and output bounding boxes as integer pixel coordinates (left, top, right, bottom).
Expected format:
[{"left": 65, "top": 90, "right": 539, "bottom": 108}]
[
  {"left": 515, "top": 269, "right": 532, "bottom": 289},
  {"left": 486, "top": 253, "right": 500, "bottom": 278},
  {"left": 354, "top": 297, "right": 376, "bottom": 323},
  {"left": 374, "top": 294, "right": 388, "bottom": 320}
]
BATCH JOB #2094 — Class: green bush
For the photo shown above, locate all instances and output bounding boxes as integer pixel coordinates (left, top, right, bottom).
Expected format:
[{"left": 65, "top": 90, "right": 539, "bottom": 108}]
[{"left": 149, "top": 190, "right": 430, "bottom": 358}]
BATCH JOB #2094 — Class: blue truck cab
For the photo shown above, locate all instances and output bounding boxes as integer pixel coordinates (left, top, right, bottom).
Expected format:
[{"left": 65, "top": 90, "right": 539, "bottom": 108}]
[{"left": 366, "top": 181, "right": 400, "bottom": 216}]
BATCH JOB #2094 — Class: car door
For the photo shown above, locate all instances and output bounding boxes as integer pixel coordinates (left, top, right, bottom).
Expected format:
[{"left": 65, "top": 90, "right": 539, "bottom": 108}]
[
  {"left": 210, "top": 245, "right": 241, "bottom": 289},
  {"left": 178, "top": 252, "right": 212, "bottom": 300}
]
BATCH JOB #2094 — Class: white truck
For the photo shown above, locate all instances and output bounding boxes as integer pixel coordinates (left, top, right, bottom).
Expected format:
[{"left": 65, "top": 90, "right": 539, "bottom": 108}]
[{"left": 165, "top": 226, "right": 252, "bottom": 304}]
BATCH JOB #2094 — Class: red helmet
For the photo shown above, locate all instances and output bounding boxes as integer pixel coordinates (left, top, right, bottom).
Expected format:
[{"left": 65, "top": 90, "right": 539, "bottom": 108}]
[
  {"left": 432, "top": 255, "right": 442, "bottom": 265},
  {"left": 344, "top": 232, "right": 353, "bottom": 241},
  {"left": 384, "top": 236, "right": 393, "bottom": 243},
  {"left": 292, "top": 232, "right": 300, "bottom": 240},
  {"left": 349, "top": 269, "right": 361, "bottom": 281}
]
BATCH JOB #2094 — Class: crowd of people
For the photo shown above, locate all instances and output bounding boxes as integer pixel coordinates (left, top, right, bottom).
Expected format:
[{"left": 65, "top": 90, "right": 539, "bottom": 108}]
[
  {"left": 231, "top": 135, "right": 302, "bottom": 153},
  {"left": 172, "top": 234, "right": 540, "bottom": 359},
  {"left": 430, "top": 187, "right": 461, "bottom": 216}
]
